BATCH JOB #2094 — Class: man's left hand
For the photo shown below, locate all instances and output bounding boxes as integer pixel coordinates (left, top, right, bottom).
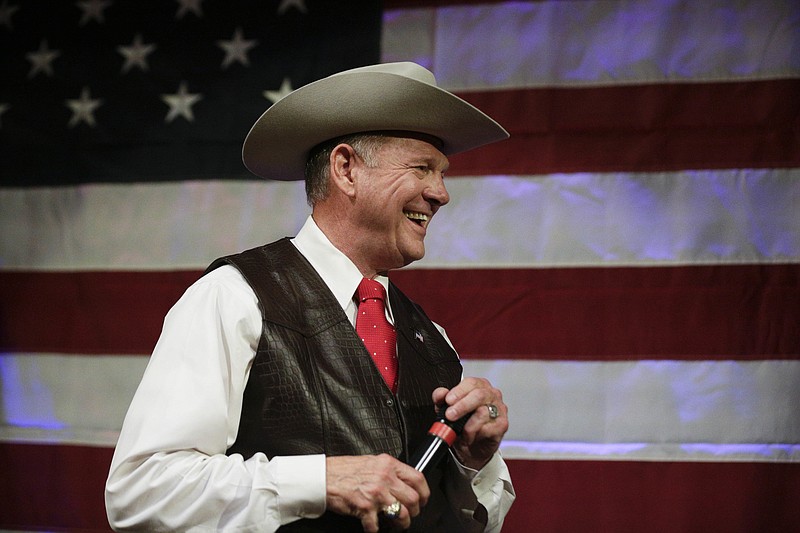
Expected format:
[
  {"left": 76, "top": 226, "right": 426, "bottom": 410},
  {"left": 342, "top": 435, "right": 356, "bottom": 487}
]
[{"left": 432, "top": 377, "right": 509, "bottom": 471}]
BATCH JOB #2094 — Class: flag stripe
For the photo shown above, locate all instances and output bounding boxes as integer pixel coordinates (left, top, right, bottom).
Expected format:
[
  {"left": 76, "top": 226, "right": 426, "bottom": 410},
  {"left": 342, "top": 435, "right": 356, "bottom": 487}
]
[
  {"left": 394, "top": 265, "right": 800, "bottom": 359},
  {"left": 4, "top": 354, "right": 799, "bottom": 457},
  {"left": 500, "top": 459, "right": 800, "bottom": 533},
  {"left": 3, "top": 444, "right": 800, "bottom": 533},
  {"left": 449, "top": 80, "right": 800, "bottom": 176},
  {"left": 383, "top": 0, "right": 800, "bottom": 88},
  {"left": 3, "top": 171, "right": 798, "bottom": 271},
  {"left": 0, "top": 443, "right": 114, "bottom": 532},
  {"left": 2, "top": 264, "right": 797, "bottom": 358}
]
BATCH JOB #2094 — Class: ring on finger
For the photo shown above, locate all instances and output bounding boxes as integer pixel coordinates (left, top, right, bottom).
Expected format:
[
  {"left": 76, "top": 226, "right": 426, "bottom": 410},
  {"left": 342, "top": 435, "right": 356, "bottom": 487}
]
[
  {"left": 382, "top": 500, "right": 402, "bottom": 520},
  {"left": 486, "top": 403, "right": 499, "bottom": 419}
]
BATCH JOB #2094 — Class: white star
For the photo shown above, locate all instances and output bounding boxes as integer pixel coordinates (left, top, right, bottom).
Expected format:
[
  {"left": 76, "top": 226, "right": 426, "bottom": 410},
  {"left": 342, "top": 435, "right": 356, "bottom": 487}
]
[
  {"left": 117, "top": 34, "right": 156, "bottom": 73},
  {"left": 263, "top": 77, "right": 293, "bottom": 104},
  {"left": 0, "top": 103, "right": 9, "bottom": 128},
  {"left": 277, "top": 0, "right": 307, "bottom": 15},
  {"left": 26, "top": 40, "right": 61, "bottom": 78},
  {"left": 76, "top": 0, "right": 112, "bottom": 26},
  {"left": 217, "top": 27, "right": 258, "bottom": 69},
  {"left": 66, "top": 86, "right": 103, "bottom": 128},
  {"left": 0, "top": 1, "right": 19, "bottom": 30},
  {"left": 175, "top": 0, "right": 202, "bottom": 19},
  {"left": 161, "top": 81, "right": 202, "bottom": 123}
]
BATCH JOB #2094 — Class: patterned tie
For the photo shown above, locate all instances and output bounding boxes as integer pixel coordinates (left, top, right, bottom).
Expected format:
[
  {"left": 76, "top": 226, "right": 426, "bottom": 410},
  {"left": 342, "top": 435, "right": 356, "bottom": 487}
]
[{"left": 356, "top": 278, "right": 398, "bottom": 393}]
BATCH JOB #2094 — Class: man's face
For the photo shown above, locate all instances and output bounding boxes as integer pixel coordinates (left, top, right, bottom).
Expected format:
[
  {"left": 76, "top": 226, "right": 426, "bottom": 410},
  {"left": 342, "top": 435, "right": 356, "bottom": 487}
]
[{"left": 351, "top": 136, "right": 450, "bottom": 272}]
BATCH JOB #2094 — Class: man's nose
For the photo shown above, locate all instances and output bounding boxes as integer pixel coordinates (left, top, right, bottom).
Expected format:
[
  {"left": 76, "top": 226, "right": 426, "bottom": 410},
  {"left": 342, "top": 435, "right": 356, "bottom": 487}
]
[{"left": 424, "top": 173, "right": 450, "bottom": 207}]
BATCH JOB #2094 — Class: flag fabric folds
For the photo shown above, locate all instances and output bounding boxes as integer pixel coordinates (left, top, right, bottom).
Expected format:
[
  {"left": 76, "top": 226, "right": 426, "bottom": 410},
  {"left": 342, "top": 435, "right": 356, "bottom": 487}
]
[{"left": 1, "top": 0, "right": 799, "bottom": 531}]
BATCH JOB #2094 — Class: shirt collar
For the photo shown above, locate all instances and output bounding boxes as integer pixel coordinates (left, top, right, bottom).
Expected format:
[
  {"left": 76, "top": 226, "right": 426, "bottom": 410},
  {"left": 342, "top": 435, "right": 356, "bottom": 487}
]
[{"left": 290, "top": 216, "right": 390, "bottom": 312}]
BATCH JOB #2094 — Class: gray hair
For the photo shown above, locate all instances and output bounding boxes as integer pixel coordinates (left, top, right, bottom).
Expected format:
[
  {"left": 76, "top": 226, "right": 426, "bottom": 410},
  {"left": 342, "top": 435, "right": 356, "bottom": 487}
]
[{"left": 304, "top": 133, "right": 388, "bottom": 207}]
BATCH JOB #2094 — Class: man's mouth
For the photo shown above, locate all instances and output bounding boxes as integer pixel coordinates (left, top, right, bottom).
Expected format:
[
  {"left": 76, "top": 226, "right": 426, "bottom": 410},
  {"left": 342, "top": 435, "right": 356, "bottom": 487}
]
[{"left": 404, "top": 210, "right": 429, "bottom": 227}]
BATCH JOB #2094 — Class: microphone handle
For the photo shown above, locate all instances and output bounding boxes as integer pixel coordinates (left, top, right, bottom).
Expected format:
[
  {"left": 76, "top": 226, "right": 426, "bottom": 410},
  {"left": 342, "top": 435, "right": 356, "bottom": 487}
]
[
  {"left": 409, "top": 422, "right": 453, "bottom": 472},
  {"left": 408, "top": 408, "right": 473, "bottom": 474}
]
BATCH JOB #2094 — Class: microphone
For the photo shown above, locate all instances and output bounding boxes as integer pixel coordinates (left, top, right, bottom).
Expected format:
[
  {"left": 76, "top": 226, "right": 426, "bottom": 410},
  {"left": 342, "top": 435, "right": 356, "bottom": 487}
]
[{"left": 408, "top": 406, "right": 473, "bottom": 474}]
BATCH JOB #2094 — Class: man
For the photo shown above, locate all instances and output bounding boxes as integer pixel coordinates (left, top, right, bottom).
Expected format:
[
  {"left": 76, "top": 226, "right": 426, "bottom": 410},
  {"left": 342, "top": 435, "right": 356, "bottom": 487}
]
[{"left": 106, "top": 62, "right": 515, "bottom": 532}]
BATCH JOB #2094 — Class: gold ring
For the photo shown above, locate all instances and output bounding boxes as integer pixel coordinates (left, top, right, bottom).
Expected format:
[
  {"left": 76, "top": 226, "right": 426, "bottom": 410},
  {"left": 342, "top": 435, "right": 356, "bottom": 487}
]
[
  {"left": 487, "top": 403, "right": 499, "bottom": 419},
  {"left": 382, "top": 500, "right": 401, "bottom": 520}
]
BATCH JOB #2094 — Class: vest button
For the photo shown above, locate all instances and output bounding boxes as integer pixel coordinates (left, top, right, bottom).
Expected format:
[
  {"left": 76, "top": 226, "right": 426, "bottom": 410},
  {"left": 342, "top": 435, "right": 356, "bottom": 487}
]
[
  {"left": 385, "top": 398, "right": 394, "bottom": 407},
  {"left": 401, "top": 399, "right": 409, "bottom": 409}
]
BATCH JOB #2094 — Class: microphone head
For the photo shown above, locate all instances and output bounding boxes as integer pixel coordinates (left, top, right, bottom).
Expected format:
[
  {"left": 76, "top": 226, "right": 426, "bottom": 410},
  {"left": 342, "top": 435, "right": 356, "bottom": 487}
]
[{"left": 436, "top": 405, "right": 473, "bottom": 436}]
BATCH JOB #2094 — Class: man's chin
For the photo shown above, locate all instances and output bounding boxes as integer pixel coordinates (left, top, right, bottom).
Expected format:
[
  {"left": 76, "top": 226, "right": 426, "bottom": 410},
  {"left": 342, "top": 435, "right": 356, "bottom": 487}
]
[{"left": 401, "top": 246, "right": 426, "bottom": 267}]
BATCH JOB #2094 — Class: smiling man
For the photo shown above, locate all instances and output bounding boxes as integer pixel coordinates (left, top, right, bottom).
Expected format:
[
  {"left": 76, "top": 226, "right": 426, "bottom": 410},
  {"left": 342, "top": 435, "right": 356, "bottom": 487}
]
[
  {"left": 106, "top": 63, "right": 515, "bottom": 532},
  {"left": 312, "top": 133, "right": 450, "bottom": 275}
]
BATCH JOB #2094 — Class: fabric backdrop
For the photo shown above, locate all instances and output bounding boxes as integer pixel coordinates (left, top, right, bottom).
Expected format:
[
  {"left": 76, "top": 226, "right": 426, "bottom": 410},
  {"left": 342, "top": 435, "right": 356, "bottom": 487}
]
[{"left": 1, "top": 0, "right": 798, "bottom": 531}]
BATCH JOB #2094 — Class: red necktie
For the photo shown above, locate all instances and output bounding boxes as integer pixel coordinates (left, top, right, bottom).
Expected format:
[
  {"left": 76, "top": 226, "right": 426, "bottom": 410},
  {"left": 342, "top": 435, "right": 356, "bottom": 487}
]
[{"left": 356, "top": 278, "right": 398, "bottom": 393}]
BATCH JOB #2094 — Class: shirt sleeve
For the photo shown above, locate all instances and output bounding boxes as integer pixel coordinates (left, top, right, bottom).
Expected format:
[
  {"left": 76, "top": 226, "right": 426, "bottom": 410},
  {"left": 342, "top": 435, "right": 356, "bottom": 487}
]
[
  {"left": 105, "top": 266, "right": 326, "bottom": 532},
  {"left": 444, "top": 451, "right": 517, "bottom": 533}
]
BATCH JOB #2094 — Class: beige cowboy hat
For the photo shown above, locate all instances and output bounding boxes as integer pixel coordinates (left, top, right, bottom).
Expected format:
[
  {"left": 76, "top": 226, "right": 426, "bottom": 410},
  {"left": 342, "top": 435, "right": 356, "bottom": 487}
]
[{"left": 242, "top": 62, "right": 509, "bottom": 181}]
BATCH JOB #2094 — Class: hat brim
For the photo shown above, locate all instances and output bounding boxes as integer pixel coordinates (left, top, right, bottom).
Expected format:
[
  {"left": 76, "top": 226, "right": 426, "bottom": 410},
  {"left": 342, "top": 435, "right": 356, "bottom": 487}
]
[{"left": 242, "top": 69, "right": 509, "bottom": 181}]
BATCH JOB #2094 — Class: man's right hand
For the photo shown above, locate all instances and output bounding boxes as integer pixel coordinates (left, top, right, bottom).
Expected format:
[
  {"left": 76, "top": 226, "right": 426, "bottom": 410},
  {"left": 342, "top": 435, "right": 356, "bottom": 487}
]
[{"left": 325, "top": 454, "right": 430, "bottom": 532}]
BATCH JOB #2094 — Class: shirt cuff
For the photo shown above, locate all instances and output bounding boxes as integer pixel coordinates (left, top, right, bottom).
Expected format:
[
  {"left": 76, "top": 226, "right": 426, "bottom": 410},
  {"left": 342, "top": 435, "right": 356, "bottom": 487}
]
[
  {"left": 256, "top": 454, "right": 327, "bottom": 522},
  {"left": 461, "top": 452, "right": 505, "bottom": 496}
]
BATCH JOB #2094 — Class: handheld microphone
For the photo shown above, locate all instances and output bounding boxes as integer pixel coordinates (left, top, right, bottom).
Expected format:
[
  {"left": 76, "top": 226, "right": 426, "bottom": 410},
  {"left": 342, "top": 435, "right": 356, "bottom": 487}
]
[{"left": 408, "top": 406, "right": 473, "bottom": 474}]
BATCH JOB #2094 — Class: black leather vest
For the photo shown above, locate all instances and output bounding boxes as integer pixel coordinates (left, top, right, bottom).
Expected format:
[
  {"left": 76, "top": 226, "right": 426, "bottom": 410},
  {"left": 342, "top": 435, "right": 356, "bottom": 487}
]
[{"left": 206, "top": 239, "right": 464, "bottom": 531}]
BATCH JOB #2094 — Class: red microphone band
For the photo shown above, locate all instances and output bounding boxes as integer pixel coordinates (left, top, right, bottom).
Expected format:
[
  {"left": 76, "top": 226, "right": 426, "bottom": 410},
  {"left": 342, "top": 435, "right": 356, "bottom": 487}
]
[{"left": 429, "top": 421, "right": 458, "bottom": 447}]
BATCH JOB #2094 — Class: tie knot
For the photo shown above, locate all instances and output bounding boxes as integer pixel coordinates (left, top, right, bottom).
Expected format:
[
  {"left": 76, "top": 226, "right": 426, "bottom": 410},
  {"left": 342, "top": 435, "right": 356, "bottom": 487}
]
[{"left": 357, "top": 278, "right": 386, "bottom": 303}]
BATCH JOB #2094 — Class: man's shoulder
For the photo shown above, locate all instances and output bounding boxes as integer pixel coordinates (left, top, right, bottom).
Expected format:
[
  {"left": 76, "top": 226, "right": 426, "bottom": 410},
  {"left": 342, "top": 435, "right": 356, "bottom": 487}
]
[
  {"left": 190, "top": 264, "right": 253, "bottom": 299},
  {"left": 205, "top": 238, "right": 294, "bottom": 275}
]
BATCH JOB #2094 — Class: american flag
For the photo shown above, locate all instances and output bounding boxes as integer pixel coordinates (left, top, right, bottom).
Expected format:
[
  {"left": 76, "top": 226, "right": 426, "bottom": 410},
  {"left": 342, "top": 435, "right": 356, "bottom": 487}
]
[
  {"left": 0, "top": 0, "right": 380, "bottom": 185},
  {"left": 2, "top": 0, "right": 800, "bottom": 531}
]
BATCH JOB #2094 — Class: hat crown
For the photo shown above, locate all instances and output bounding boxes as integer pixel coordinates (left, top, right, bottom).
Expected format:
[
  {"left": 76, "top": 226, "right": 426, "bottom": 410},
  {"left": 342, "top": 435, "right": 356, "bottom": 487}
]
[{"left": 331, "top": 62, "right": 437, "bottom": 87}]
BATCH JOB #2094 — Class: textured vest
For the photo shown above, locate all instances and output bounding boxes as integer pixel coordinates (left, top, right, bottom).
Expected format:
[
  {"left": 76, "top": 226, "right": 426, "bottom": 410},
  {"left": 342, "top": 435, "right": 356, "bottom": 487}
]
[{"left": 206, "top": 239, "right": 464, "bottom": 531}]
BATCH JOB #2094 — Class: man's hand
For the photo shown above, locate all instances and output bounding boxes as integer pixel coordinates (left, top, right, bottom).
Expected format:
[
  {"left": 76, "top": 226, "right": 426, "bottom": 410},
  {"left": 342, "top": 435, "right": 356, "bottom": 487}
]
[
  {"left": 433, "top": 377, "right": 509, "bottom": 471},
  {"left": 325, "top": 454, "right": 430, "bottom": 532}
]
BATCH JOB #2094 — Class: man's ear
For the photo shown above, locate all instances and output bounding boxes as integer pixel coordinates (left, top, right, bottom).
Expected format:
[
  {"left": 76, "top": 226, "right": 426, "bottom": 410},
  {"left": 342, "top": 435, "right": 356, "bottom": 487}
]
[{"left": 329, "top": 143, "right": 358, "bottom": 198}]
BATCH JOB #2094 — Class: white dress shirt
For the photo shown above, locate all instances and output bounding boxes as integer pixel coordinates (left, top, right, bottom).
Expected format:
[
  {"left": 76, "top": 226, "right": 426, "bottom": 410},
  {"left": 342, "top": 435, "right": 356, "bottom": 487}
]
[{"left": 106, "top": 216, "right": 514, "bottom": 532}]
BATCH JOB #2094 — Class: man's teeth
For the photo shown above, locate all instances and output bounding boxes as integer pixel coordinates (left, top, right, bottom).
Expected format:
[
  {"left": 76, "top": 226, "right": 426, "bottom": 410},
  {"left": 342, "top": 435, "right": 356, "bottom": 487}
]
[{"left": 404, "top": 211, "right": 429, "bottom": 223}]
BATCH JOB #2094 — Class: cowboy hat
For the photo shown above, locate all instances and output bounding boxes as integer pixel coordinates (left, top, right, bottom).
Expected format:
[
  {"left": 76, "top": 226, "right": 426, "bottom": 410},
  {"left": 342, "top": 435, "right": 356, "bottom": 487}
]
[{"left": 242, "top": 62, "right": 509, "bottom": 181}]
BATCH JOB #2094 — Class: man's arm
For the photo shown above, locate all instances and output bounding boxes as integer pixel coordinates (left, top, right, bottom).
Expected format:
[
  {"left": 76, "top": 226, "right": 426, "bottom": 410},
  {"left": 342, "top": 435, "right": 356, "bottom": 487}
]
[
  {"left": 433, "top": 378, "right": 516, "bottom": 532},
  {"left": 429, "top": 326, "right": 516, "bottom": 531},
  {"left": 105, "top": 267, "right": 327, "bottom": 530}
]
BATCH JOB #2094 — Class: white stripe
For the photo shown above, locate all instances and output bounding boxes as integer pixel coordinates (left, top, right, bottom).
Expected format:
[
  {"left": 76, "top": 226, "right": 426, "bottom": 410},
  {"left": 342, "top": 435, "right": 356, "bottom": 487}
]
[
  {"left": 3, "top": 169, "right": 798, "bottom": 270},
  {"left": 0, "top": 354, "right": 146, "bottom": 446},
  {"left": 462, "top": 359, "right": 800, "bottom": 446},
  {"left": 420, "top": 169, "right": 800, "bottom": 268},
  {"left": 0, "top": 180, "right": 309, "bottom": 271},
  {"left": 2, "top": 354, "right": 798, "bottom": 464},
  {"left": 382, "top": 0, "right": 800, "bottom": 90}
]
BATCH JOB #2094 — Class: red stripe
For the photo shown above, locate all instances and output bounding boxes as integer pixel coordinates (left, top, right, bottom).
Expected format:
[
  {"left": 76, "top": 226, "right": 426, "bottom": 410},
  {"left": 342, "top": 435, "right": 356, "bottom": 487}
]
[
  {"left": 448, "top": 80, "right": 800, "bottom": 175},
  {"left": 0, "top": 442, "right": 113, "bottom": 532},
  {"left": 2, "top": 443, "right": 799, "bottom": 532},
  {"left": 394, "top": 264, "right": 800, "bottom": 360},
  {"left": 1, "top": 264, "right": 797, "bottom": 359},
  {"left": 503, "top": 459, "right": 800, "bottom": 533},
  {"left": 0, "top": 270, "right": 201, "bottom": 356}
]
